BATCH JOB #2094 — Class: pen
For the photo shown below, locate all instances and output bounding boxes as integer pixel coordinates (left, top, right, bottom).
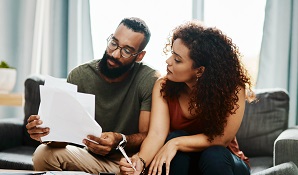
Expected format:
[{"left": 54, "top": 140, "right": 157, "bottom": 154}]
[{"left": 118, "top": 146, "right": 137, "bottom": 171}]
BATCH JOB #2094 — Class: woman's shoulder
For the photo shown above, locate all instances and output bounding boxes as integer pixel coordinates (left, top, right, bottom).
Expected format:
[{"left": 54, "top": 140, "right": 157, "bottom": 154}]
[
  {"left": 156, "top": 76, "right": 167, "bottom": 83},
  {"left": 154, "top": 76, "right": 167, "bottom": 87}
]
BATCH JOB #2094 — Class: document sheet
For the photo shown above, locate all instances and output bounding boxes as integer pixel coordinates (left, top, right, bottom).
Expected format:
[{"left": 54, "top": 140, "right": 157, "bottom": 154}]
[{"left": 38, "top": 75, "right": 102, "bottom": 146}]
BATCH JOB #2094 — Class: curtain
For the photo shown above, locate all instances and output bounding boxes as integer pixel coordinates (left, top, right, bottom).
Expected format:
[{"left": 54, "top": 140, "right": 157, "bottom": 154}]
[
  {"left": 31, "top": 0, "right": 93, "bottom": 77},
  {"left": 256, "top": 0, "right": 298, "bottom": 126},
  {"left": 0, "top": 0, "right": 93, "bottom": 119},
  {"left": 192, "top": 0, "right": 204, "bottom": 20}
]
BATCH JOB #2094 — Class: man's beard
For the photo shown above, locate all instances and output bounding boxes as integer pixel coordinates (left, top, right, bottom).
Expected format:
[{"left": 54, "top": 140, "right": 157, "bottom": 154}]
[{"left": 99, "top": 51, "right": 136, "bottom": 79}]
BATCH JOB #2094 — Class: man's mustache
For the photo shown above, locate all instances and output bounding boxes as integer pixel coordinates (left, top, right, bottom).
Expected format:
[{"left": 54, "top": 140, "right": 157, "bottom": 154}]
[{"left": 106, "top": 54, "right": 123, "bottom": 66}]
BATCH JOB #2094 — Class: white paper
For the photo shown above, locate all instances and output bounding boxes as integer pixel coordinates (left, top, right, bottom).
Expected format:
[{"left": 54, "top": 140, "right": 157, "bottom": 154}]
[
  {"left": 44, "top": 74, "right": 77, "bottom": 92},
  {"left": 38, "top": 75, "right": 101, "bottom": 146}
]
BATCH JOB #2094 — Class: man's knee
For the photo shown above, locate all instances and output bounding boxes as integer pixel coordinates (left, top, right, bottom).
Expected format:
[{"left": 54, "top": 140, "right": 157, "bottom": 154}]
[
  {"left": 33, "top": 144, "right": 65, "bottom": 171},
  {"left": 33, "top": 144, "right": 51, "bottom": 162}
]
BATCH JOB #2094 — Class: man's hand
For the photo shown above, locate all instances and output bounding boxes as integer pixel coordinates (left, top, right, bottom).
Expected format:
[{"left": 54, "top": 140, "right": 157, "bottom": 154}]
[
  {"left": 26, "top": 115, "right": 50, "bottom": 142},
  {"left": 83, "top": 132, "right": 121, "bottom": 156}
]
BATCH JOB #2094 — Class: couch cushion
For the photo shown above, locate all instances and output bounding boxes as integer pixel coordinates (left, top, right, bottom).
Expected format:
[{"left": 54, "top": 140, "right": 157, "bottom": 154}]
[
  {"left": 0, "top": 118, "right": 23, "bottom": 151},
  {"left": 250, "top": 156, "right": 273, "bottom": 174},
  {"left": 252, "top": 161, "right": 298, "bottom": 175},
  {"left": 236, "top": 88, "right": 289, "bottom": 157},
  {"left": 23, "top": 74, "right": 45, "bottom": 147},
  {"left": 0, "top": 146, "right": 35, "bottom": 170}
]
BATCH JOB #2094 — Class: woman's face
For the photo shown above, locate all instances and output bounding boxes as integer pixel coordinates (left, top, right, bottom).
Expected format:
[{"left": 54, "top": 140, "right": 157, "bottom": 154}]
[{"left": 166, "top": 38, "right": 198, "bottom": 86}]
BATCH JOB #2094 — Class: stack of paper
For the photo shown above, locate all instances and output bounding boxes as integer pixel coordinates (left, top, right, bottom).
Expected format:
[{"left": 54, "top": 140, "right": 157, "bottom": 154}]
[{"left": 38, "top": 75, "right": 102, "bottom": 146}]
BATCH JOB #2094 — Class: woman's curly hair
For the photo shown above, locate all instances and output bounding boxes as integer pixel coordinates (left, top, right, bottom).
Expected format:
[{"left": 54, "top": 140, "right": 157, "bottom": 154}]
[{"left": 161, "top": 20, "right": 255, "bottom": 142}]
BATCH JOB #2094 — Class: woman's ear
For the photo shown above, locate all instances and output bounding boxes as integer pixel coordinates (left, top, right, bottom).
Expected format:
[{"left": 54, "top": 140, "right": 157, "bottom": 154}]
[{"left": 196, "top": 66, "right": 205, "bottom": 78}]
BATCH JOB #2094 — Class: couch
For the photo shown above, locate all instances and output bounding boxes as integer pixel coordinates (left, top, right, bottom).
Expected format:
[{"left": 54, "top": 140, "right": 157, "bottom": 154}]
[
  {"left": 236, "top": 88, "right": 296, "bottom": 174},
  {"left": 254, "top": 161, "right": 298, "bottom": 175},
  {"left": 0, "top": 75, "right": 43, "bottom": 170},
  {"left": 0, "top": 75, "right": 297, "bottom": 174}
]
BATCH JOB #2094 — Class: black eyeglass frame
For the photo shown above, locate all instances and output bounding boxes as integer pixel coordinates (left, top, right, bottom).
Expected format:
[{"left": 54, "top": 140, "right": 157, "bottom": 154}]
[{"left": 106, "top": 34, "right": 142, "bottom": 58}]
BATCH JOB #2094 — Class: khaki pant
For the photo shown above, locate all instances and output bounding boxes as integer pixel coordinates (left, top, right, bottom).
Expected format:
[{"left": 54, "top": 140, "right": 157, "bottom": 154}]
[{"left": 33, "top": 144, "right": 123, "bottom": 174}]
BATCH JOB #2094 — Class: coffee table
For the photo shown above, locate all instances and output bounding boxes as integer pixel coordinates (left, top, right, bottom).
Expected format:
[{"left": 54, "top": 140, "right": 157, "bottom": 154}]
[{"left": 0, "top": 169, "right": 97, "bottom": 174}]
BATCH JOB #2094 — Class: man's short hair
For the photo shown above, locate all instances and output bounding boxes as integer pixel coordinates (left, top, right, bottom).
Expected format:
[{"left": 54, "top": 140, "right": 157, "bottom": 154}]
[{"left": 119, "top": 17, "right": 151, "bottom": 51}]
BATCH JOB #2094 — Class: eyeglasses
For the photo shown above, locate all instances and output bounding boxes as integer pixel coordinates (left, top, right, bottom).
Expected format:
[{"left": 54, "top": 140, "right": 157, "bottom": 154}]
[{"left": 106, "top": 35, "right": 142, "bottom": 58}]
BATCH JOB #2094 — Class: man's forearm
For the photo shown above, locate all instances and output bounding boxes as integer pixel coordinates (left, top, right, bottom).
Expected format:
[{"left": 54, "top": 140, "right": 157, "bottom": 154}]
[{"left": 125, "top": 132, "right": 148, "bottom": 152}]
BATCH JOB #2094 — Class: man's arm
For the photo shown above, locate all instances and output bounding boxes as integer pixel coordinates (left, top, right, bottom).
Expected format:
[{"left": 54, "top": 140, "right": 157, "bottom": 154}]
[
  {"left": 83, "top": 111, "right": 150, "bottom": 155},
  {"left": 84, "top": 69, "right": 158, "bottom": 156},
  {"left": 125, "top": 110, "right": 150, "bottom": 152}
]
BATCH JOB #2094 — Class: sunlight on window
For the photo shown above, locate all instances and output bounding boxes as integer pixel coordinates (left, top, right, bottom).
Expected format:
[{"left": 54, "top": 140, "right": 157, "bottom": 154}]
[
  {"left": 89, "top": 0, "right": 192, "bottom": 76},
  {"left": 90, "top": 0, "right": 266, "bottom": 83},
  {"left": 204, "top": 0, "right": 266, "bottom": 85}
]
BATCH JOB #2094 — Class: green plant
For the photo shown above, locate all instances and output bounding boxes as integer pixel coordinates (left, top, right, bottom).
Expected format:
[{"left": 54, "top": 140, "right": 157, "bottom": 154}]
[{"left": 0, "top": 61, "right": 15, "bottom": 69}]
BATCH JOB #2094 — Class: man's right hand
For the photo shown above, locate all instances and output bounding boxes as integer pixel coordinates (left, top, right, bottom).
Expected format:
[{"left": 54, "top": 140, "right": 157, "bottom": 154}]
[{"left": 26, "top": 115, "right": 50, "bottom": 142}]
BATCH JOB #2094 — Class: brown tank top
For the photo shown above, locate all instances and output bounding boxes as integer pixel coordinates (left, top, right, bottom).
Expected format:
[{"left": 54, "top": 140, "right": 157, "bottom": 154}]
[{"left": 167, "top": 97, "right": 249, "bottom": 166}]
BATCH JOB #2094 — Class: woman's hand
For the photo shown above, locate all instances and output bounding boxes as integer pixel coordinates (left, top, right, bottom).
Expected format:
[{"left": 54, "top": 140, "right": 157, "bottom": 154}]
[
  {"left": 148, "top": 140, "right": 178, "bottom": 175},
  {"left": 119, "top": 155, "right": 143, "bottom": 175}
]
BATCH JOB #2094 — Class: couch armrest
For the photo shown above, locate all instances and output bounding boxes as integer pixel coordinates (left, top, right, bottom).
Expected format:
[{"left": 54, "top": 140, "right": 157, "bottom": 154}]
[
  {"left": 0, "top": 118, "right": 23, "bottom": 151},
  {"left": 253, "top": 162, "right": 298, "bottom": 175},
  {"left": 23, "top": 74, "right": 45, "bottom": 147},
  {"left": 274, "top": 126, "right": 298, "bottom": 166}
]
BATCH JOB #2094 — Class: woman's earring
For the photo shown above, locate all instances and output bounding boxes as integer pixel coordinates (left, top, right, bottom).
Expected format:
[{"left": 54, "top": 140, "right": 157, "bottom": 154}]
[{"left": 196, "top": 67, "right": 205, "bottom": 82}]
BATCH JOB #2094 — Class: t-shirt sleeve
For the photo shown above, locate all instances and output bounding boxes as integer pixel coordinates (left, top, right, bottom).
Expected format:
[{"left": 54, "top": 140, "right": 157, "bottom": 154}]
[
  {"left": 66, "top": 70, "right": 74, "bottom": 84},
  {"left": 66, "top": 65, "right": 85, "bottom": 87},
  {"left": 139, "top": 70, "right": 159, "bottom": 111}
]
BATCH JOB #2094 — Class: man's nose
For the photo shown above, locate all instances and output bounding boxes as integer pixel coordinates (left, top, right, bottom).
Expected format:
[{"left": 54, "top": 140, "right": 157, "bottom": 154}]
[{"left": 112, "top": 47, "right": 122, "bottom": 59}]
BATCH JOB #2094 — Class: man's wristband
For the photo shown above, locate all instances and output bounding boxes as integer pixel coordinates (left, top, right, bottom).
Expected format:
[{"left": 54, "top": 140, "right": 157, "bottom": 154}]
[{"left": 116, "top": 133, "right": 127, "bottom": 149}]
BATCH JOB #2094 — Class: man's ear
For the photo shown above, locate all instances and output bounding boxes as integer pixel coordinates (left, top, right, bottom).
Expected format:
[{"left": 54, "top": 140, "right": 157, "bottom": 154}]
[
  {"left": 196, "top": 66, "right": 205, "bottom": 78},
  {"left": 135, "top": 51, "right": 146, "bottom": 62}
]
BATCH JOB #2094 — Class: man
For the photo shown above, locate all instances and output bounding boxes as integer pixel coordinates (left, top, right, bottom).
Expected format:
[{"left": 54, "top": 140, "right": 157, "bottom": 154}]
[{"left": 26, "top": 17, "right": 158, "bottom": 174}]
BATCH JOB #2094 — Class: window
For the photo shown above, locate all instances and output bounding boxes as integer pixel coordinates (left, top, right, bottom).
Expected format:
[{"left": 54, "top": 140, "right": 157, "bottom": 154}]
[
  {"left": 90, "top": 0, "right": 266, "bottom": 83},
  {"left": 204, "top": 0, "right": 266, "bottom": 85},
  {"left": 89, "top": 0, "right": 192, "bottom": 75}
]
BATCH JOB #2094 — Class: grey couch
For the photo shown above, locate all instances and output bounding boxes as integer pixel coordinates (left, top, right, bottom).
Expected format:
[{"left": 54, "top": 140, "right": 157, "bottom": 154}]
[
  {"left": 0, "top": 75, "right": 297, "bottom": 174},
  {"left": 254, "top": 161, "right": 298, "bottom": 175},
  {"left": 236, "top": 88, "right": 298, "bottom": 174},
  {"left": 236, "top": 88, "right": 290, "bottom": 173},
  {"left": 0, "top": 75, "right": 43, "bottom": 170}
]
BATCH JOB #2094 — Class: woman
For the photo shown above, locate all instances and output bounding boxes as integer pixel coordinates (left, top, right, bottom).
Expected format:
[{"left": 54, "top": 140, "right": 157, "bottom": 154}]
[{"left": 120, "top": 20, "right": 255, "bottom": 175}]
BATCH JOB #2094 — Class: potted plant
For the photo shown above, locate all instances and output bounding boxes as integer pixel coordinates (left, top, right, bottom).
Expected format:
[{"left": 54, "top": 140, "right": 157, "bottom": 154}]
[{"left": 0, "top": 61, "right": 17, "bottom": 93}]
